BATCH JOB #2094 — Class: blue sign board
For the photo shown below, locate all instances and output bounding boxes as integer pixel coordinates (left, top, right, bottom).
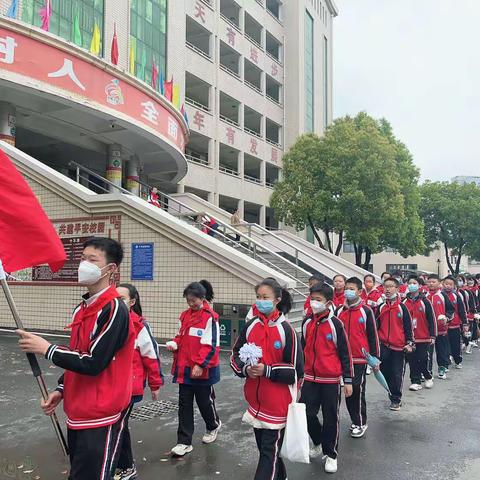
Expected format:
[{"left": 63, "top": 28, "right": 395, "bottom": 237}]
[{"left": 131, "top": 243, "right": 154, "bottom": 280}]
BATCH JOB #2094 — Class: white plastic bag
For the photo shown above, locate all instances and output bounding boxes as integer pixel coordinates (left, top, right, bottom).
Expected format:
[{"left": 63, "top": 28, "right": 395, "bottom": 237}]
[{"left": 280, "top": 380, "right": 310, "bottom": 464}]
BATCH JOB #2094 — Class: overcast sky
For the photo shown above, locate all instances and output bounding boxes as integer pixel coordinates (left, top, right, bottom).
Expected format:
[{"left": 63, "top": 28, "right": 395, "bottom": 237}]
[{"left": 333, "top": 0, "right": 479, "bottom": 181}]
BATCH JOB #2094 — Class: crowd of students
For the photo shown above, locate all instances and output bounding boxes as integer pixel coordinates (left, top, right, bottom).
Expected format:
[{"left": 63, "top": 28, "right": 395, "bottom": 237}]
[{"left": 15, "top": 236, "right": 480, "bottom": 479}]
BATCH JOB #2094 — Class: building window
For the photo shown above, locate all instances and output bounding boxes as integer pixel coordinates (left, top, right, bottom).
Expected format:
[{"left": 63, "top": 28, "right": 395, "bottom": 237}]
[
  {"left": 130, "top": 0, "right": 167, "bottom": 83},
  {"left": 386, "top": 264, "right": 418, "bottom": 274},
  {"left": 305, "top": 11, "right": 314, "bottom": 132},
  {"left": 343, "top": 241, "right": 355, "bottom": 254},
  {"left": 22, "top": 0, "right": 104, "bottom": 54},
  {"left": 323, "top": 35, "right": 328, "bottom": 127}
]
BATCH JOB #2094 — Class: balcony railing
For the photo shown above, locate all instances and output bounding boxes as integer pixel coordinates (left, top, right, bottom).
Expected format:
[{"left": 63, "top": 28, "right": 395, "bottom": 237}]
[
  {"left": 220, "top": 63, "right": 241, "bottom": 80},
  {"left": 185, "top": 97, "right": 211, "bottom": 113},
  {"left": 219, "top": 166, "right": 240, "bottom": 177},
  {"left": 186, "top": 41, "right": 212, "bottom": 61},
  {"left": 185, "top": 153, "right": 209, "bottom": 166},
  {"left": 266, "top": 49, "right": 282, "bottom": 65},
  {"left": 266, "top": 93, "right": 282, "bottom": 106},
  {"left": 220, "top": 13, "right": 241, "bottom": 32},
  {"left": 219, "top": 114, "right": 240, "bottom": 127},
  {"left": 244, "top": 174, "right": 262, "bottom": 185},
  {"left": 244, "top": 126, "right": 262, "bottom": 139},
  {"left": 244, "top": 79, "right": 263, "bottom": 95},
  {"left": 245, "top": 33, "right": 263, "bottom": 51},
  {"left": 266, "top": 137, "right": 281, "bottom": 147}
]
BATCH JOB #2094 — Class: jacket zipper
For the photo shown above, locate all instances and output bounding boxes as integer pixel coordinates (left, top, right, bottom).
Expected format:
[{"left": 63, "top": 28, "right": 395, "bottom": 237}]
[
  {"left": 312, "top": 320, "right": 320, "bottom": 380},
  {"left": 254, "top": 377, "right": 261, "bottom": 418}
]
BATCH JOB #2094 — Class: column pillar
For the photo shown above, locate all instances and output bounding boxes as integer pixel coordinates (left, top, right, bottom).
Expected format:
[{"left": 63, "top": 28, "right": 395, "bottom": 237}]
[
  {"left": 106, "top": 144, "right": 122, "bottom": 192},
  {"left": 0, "top": 102, "right": 16, "bottom": 146},
  {"left": 177, "top": 183, "right": 185, "bottom": 193},
  {"left": 126, "top": 155, "right": 140, "bottom": 195},
  {"left": 259, "top": 205, "right": 266, "bottom": 227}
]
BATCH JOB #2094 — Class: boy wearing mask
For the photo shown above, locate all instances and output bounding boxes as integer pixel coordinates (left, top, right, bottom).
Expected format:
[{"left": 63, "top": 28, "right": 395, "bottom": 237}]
[{"left": 304, "top": 273, "right": 323, "bottom": 316}]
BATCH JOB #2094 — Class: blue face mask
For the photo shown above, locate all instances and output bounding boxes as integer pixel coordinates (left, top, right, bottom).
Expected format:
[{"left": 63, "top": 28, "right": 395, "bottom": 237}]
[
  {"left": 345, "top": 289, "right": 357, "bottom": 301},
  {"left": 256, "top": 300, "right": 275, "bottom": 314},
  {"left": 408, "top": 283, "right": 419, "bottom": 293}
]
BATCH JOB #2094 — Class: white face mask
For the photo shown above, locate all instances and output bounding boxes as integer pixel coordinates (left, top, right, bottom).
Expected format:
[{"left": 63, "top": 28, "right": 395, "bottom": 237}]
[
  {"left": 78, "top": 261, "right": 109, "bottom": 285},
  {"left": 311, "top": 300, "right": 327, "bottom": 314}
]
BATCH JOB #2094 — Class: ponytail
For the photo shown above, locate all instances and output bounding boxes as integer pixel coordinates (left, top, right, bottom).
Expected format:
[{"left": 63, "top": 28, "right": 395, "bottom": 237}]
[
  {"left": 118, "top": 283, "right": 143, "bottom": 317},
  {"left": 199, "top": 279, "right": 214, "bottom": 302},
  {"left": 183, "top": 280, "right": 215, "bottom": 302},
  {"left": 255, "top": 278, "right": 292, "bottom": 314}
]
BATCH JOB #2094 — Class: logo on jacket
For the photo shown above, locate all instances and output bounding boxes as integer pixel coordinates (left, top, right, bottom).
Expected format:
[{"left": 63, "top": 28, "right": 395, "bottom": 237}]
[
  {"left": 273, "top": 340, "right": 282, "bottom": 350},
  {"left": 437, "top": 301, "right": 441, "bottom": 305},
  {"left": 419, "top": 307, "right": 424, "bottom": 312},
  {"left": 197, "top": 329, "right": 203, "bottom": 337},
  {"left": 326, "top": 333, "right": 333, "bottom": 341},
  {"left": 359, "top": 317, "right": 366, "bottom": 324},
  {"left": 397, "top": 312, "right": 402, "bottom": 318}
]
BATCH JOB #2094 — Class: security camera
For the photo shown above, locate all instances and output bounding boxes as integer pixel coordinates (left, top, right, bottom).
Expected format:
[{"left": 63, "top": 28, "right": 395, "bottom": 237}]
[{"left": 110, "top": 120, "right": 116, "bottom": 129}]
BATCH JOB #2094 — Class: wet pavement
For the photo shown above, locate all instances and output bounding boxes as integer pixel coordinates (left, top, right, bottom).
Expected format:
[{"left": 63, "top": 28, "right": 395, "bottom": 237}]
[{"left": 1, "top": 330, "right": 480, "bottom": 480}]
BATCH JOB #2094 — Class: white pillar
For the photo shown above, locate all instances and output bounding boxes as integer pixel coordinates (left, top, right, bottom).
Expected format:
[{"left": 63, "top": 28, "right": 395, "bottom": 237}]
[
  {"left": 126, "top": 155, "right": 140, "bottom": 195},
  {"left": 106, "top": 144, "right": 122, "bottom": 192},
  {"left": 0, "top": 102, "right": 16, "bottom": 146}
]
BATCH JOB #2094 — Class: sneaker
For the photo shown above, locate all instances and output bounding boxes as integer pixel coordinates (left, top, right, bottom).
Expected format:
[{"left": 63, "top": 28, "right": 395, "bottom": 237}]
[
  {"left": 366, "top": 365, "right": 372, "bottom": 375},
  {"left": 171, "top": 444, "right": 194, "bottom": 456},
  {"left": 409, "top": 383, "right": 422, "bottom": 391},
  {"left": 202, "top": 421, "right": 222, "bottom": 444},
  {"left": 473, "top": 341, "right": 479, "bottom": 348},
  {"left": 445, "top": 367, "right": 450, "bottom": 373},
  {"left": 466, "top": 344, "right": 473, "bottom": 354},
  {"left": 351, "top": 425, "right": 368, "bottom": 438},
  {"left": 349, "top": 423, "right": 355, "bottom": 432},
  {"left": 324, "top": 456, "right": 338, "bottom": 474},
  {"left": 455, "top": 363, "right": 463, "bottom": 369},
  {"left": 389, "top": 402, "right": 402, "bottom": 411},
  {"left": 309, "top": 444, "right": 323, "bottom": 459},
  {"left": 424, "top": 378, "right": 434, "bottom": 389},
  {"left": 115, "top": 465, "right": 138, "bottom": 480},
  {"left": 438, "top": 367, "right": 447, "bottom": 379}
]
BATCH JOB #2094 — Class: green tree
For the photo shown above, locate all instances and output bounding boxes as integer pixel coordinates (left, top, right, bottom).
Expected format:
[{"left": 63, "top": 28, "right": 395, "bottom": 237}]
[
  {"left": 271, "top": 113, "right": 425, "bottom": 269},
  {"left": 420, "top": 181, "right": 480, "bottom": 275}
]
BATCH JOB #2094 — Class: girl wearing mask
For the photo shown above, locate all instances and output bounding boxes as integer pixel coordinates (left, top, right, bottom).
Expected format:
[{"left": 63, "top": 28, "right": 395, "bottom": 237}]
[
  {"left": 115, "top": 284, "right": 164, "bottom": 480},
  {"left": 361, "top": 274, "right": 382, "bottom": 311},
  {"left": 167, "top": 280, "right": 221, "bottom": 457},
  {"left": 231, "top": 278, "right": 303, "bottom": 480}
]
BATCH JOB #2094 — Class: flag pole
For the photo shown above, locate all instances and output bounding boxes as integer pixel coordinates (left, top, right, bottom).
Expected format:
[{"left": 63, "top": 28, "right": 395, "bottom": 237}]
[{"left": 0, "top": 262, "right": 69, "bottom": 457}]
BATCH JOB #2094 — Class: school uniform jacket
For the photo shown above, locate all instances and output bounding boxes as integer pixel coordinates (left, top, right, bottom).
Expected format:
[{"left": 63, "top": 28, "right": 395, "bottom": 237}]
[
  {"left": 130, "top": 311, "right": 164, "bottom": 397},
  {"left": 333, "top": 290, "right": 346, "bottom": 308},
  {"left": 403, "top": 294, "right": 437, "bottom": 343},
  {"left": 361, "top": 288, "right": 382, "bottom": 310},
  {"left": 230, "top": 310, "right": 304, "bottom": 429},
  {"left": 376, "top": 297, "right": 414, "bottom": 351},
  {"left": 335, "top": 301, "right": 380, "bottom": 364},
  {"left": 46, "top": 286, "right": 134, "bottom": 430},
  {"left": 458, "top": 288, "right": 476, "bottom": 320},
  {"left": 426, "top": 290, "right": 454, "bottom": 336},
  {"left": 301, "top": 309, "right": 353, "bottom": 385},
  {"left": 304, "top": 295, "right": 312, "bottom": 317},
  {"left": 441, "top": 290, "right": 467, "bottom": 329},
  {"left": 170, "top": 301, "right": 220, "bottom": 386}
]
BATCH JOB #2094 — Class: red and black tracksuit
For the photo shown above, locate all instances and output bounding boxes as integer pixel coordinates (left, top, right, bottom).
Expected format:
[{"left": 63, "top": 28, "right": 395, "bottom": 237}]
[
  {"left": 300, "top": 310, "right": 353, "bottom": 459},
  {"left": 458, "top": 288, "right": 477, "bottom": 346},
  {"left": 333, "top": 289, "right": 346, "bottom": 308},
  {"left": 442, "top": 290, "right": 467, "bottom": 365},
  {"left": 231, "top": 309, "right": 303, "bottom": 480},
  {"left": 45, "top": 286, "right": 134, "bottom": 480},
  {"left": 403, "top": 294, "right": 436, "bottom": 384},
  {"left": 170, "top": 301, "right": 221, "bottom": 446},
  {"left": 361, "top": 288, "right": 382, "bottom": 312},
  {"left": 336, "top": 300, "right": 379, "bottom": 427},
  {"left": 376, "top": 297, "right": 414, "bottom": 404},
  {"left": 467, "top": 285, "right": 480, "bottom": 341}
]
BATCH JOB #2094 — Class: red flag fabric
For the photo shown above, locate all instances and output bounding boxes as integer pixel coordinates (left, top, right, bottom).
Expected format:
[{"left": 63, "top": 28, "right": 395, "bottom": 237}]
[
  {"left": 164, "top": 78, "right": 173, "bottom": 102},
  {"left": 0, "top": 148, "right": 66, "bottom": 273},
  {"left": 111, "top": 23, "right": 119, "bottom": 65},
  {"left": 151, "top": 59, "right": 159, "bottom": 90}
]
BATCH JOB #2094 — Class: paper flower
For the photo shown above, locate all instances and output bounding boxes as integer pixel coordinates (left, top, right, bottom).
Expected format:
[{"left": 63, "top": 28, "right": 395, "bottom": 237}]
[{"left": 239, "top": 343, "right": 263, "bottom": 366}]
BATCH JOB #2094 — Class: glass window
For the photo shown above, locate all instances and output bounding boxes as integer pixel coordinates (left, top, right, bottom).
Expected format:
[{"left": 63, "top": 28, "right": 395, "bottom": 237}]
[
  {"left": 22, "top": 0, "right": 104, "bottom": 55},
  {"left": 323, "top": 36, "right": 329, "bottom": 127},
  {"left": 305, "top": 11, "right": 314, "bottom": 132},
  {"left": 130, "top": 0, "right": 167, "bottom": 86},
  {"left": 343, "top": 241, "right": 355, "bottom": 254}
]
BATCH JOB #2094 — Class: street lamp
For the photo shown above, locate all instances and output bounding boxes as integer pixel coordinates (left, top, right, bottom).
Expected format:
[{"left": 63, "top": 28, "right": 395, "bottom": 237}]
[{"left": 437, "top": 258, "right": 441, "bottom": 276}]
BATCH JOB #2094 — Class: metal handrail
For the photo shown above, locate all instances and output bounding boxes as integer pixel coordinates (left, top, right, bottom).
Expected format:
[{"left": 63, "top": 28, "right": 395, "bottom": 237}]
[
  {"left": 244, "top": 174, "right": 262, "bottom": 184},
  {"left": 219, "top": 114, "right": 240, "bottom": 127},
  {"left": 244, "top": 126, "right": 262, "bottom": 138},
  {"left": 185, "top": 153, "right": 209, "bottom": 166},
  {"left": 244, "top": 80, "right": 263, "bottom": 95},
  {"left": 219, "top": 63, "right": 241, "bottom": 80},
  {"left": 186, "top": 41, "right": 212, "bottom": 61},
  {"left": 219, "top": 166, "right": 240, "bottom": 176},
  {"left": 185, "top": 97, "right": 211, "bottom": 113}
]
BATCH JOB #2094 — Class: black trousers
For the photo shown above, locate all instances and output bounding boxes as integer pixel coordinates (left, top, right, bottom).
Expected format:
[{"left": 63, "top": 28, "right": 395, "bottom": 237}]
[
  {"left": 177, "top": 384, "right": 220, "bottom": 445},
  {"left": 427, "top": 343, "right": 434, "bottom": 373},
  {"left": 300, "top": 381, "right": 341, "bottom": 459},
  {"left": 448, "top": 328, "right": 462, "bottom": 365},
  {"left": 435, "top": 335, "right": 450, "bottom": 369},
  {"left": 117, "top": 403, "right": 135, "bottom": 470},
  {"left": 67, "top": 408, "right": 130, "bottom": 480},
  {"left": 472, "top": 320, "right": 478, "bottom": 341},
  {"left": 408, "top": 342, "right": 432, "bottom": 384},
  {"left": 380, "top": 345, "right": 405, "bottom": 404},
  {"left": 463, "top": 322, "right": 473, "bottom": 346},
  {"left": 253, "top": 428, "right": 286, "bottom": 480},
  {"left": 345, "top": 364, "right": 367, "bottom": 427}
]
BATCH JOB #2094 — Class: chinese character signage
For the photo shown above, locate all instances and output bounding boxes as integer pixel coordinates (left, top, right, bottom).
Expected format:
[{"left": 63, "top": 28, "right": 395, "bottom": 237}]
[{"left": 131, "top": 243, "right": 154, "bottom": 281}]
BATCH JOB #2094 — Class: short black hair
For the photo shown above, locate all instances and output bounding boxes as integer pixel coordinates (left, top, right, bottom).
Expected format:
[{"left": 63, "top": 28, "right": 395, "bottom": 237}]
[
  {"left": 183, "top": 280, "right": 214, "bottom": 302},
  {"left": 407, "top": 274, "right": 419, "bottom": 282},
  {"left": 309, "top": 273, "right": 323, "bottom": 283},
  {"left": 384, "top": 277, "right": 400, "bottom": 287},
  {"left": 443, "top": 275, "right": 457, "bottom": 284},
  {"left": 364, "top": 274, "right": 375, "bottom": 282},
  {"left": 381, "top": 271, "right": 390, "bottom": 278},
  {"left": 333, "top": 274, "right": 346, "bottom": 282},
  {"left": 83, "top": 237, "right": 123, "bottom": 265},
  {"left": 345, "top": 277, "right": 362, "bottom": 290},
  {"left": 428, "top": 273, "right": 440, "bottom": 280},
  {"left": 310, "top": 283, "right": 333, "bottom": 302}
]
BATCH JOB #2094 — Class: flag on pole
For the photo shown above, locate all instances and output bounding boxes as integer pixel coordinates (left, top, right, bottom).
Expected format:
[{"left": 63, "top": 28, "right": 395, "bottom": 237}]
[
  {"left": 6, "top": 0, "right": 18, "bottom": 19},
  {"left": 181, "top": 103, "right": 189, "bottom": 127},
  {"left": 39, "top": 0, "right": 52, "bottom": 32},
  {"left": 89, "top": 22, "right": 101, "bottom": 56},
  {"left": 172, "top": 84, "right": 181, "bottom": 109},
  {"left": 111, "top": 23, "right": 119, "bottom": 65},
  {"left": 164, "top": 77, "right": 173, "bottom": 102},
  {"left": 159, "top": 70, "right": 164, "bottom": 95},
  {"left": 138, "top": 48, "right": 147, "bottom": 80},
  {"left": 151, "top": 58, "right": 159, "bottom": 90},
  {"left": 73, "top": 13, "right": 82, "bottom": 46},
  {"left": 0, "top": 148, "right": 66, "bottom": 273},
  {"left": 129, "top": 37, "right": 136, "bottom": 75}
]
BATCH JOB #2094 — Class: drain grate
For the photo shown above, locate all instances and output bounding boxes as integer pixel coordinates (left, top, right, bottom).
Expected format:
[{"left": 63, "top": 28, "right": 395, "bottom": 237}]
[{"left": 130, "top": 400, "right": 178, "bottom": 421}]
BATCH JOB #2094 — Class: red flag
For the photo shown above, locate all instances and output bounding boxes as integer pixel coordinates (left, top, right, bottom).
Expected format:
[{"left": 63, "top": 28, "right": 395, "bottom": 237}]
[
  {"left": 164, "top": 77, "right": 173, "bottom": 102},
  {"left": 0, "top": 148, "right": 66, "bottom": 273},
  {"left": 151, "top": 58, "right": 159, "bottom": 90},
  {"left": 111, "top": 23, "right": 119, "bottom": 65}
]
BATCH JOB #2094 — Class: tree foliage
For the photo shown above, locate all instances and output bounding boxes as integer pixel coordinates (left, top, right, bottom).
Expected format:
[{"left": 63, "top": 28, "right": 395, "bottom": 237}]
[{"left": 271, "top": 112, "right": 425, "bottom": 268}]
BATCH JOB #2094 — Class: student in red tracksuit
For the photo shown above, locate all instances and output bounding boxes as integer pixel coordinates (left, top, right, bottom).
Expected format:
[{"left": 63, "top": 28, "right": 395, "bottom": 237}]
[
  {"left": 377, "top": 272, "right": 391, "bottom": 296},
  {"left": 115, "top": 284, "right": 164, "bottom": 480},
  {"left": 442, "top": 276, "right": 468, "bottom": 368},
  {"left": 335, "top": 277, "right": 379, "bottom": 439},
  {"left": 361, "top": 274, "right": 382, "bottom": 311},
  {"left": 304, "top": 273, "right": 323, "bottom": 316},
  {"left": 147, "top": 187, "right": 161, "bottom": 207},
  {"left": 231, "top": 278, "right": 303, "bottom": 480},
  {"left": 403, "top": 276, "right": 436, "bottom": 392},
  {"left": 376, "top": 277, "right": 414, "bottom": 411},
  {"left": 466, "top": 276, "right": 480, "bottom": 347},
  {"left": 301, "top": 283, "right": 353, "bottom": 474},
  {"left": 427, "top": 274, "right": 454, "bottom": 380},
  {"left": 166, "top": 280, "right": 221, "bottom": 457},
  {"left": 332, "top": 274, "right": 346, "bottom": 308},
  {"left": 457, "top": 275, "right": 477, "bottom": 354},
  {"left": 18, "top": 238, "right": 134, "bottom": 480}
]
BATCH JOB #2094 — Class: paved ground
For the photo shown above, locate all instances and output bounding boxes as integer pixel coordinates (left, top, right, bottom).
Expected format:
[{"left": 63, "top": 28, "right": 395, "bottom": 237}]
[{"left": 1, "top": 330, "right": 480, "bottom": 480}]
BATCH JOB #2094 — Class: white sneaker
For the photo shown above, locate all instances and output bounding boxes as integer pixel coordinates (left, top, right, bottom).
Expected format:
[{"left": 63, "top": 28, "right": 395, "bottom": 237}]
[
  {"left": 325, "top": 456, "right": 338, "bottom": 474},
  {"left": 351, "top": 425, "right": 368, "bottom": 438},
  {"left": 366, "top": 365, "right": 372, "bottom": 375},
  {"left": 309, "top": 444, "right": 323, "bottom": 458},
  {"left": 202, "top": 420, "right": 222, "bottom": 444},
  {"left": 409, "top": 383, "right": 422, "bottom": 391},
  {"left": 424, "top": 378, "right": 434, "bottom": 389},
  {"left": 465, "top": 344, "right": 473, "bottom": 354},
  {"left": 473, "top": 341, "right": 479, "bottom": 348},
  {"left": 171, "top": 444, "right": 193, "bottom": 456},
  {"left": 455, "top": 363, "right": 463, "bottom": 369}
]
